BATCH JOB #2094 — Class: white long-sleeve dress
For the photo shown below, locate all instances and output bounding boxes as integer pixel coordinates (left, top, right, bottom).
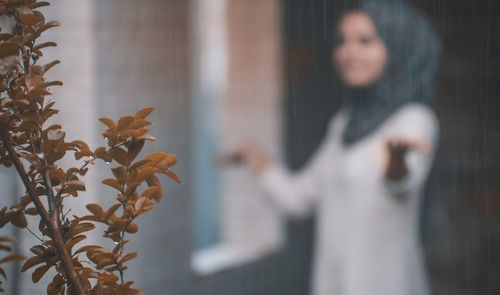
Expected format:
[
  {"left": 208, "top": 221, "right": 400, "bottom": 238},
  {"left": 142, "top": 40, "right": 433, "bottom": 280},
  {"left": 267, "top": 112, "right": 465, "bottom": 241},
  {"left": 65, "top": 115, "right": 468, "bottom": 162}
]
[{"left": 258, "top": 103, "right": 438, "bottom": 295}]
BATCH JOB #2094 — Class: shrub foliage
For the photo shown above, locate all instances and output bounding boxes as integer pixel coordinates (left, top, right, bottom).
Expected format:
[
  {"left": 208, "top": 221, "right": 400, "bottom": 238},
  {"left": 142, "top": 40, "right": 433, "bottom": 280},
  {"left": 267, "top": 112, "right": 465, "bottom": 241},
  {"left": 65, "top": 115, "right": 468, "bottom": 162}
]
[{"left": 0, "top": 1, "right": 179, "bottom": 294}]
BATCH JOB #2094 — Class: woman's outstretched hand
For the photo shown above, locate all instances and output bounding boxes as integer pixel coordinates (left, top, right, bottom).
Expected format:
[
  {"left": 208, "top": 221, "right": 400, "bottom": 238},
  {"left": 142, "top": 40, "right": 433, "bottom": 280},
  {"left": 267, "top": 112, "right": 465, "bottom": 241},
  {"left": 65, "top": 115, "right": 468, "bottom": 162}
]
[
  {"left": 385, "top": 139, "right": 431, "bottom": 181},
  {"left": 216, "top": 142, "right": 271, "bottom": 174}
]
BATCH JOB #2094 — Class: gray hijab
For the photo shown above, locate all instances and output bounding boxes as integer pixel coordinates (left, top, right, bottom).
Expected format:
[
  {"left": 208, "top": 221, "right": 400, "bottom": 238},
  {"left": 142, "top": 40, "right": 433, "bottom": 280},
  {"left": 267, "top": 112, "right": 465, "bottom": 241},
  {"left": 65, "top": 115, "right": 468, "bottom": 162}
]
[{"left": 339, "top": 0, "right": 441, "bottom": 145}]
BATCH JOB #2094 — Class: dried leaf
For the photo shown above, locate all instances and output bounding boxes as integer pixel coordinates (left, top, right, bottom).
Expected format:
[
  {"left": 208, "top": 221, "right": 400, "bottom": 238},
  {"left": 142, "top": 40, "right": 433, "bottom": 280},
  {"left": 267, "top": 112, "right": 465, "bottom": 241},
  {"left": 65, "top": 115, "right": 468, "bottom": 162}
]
[
  {"left": 18, "top": 6, "right": 40, "bottom": 26},
  {"left": 42, "top": 60, "right": 60, "bottom": 73},
  {"left": 99, "top": 117, "right": 117, "bottom": 129},
  {"left": 130, "top": 119, "right": 151, "bottom": 130},
  {"left": 125, "top": 222, "right": 138, "bottom": 234},
  {"left": 134, "top": 197, "right": 148, "bottom": 212},
  {"left": 67, "top": 222, "right": 95, "bottom": 238},
  {"left": 0, "top": 245, "right": 12, "bottom": 252},
  {"left": 0, "top": 254, "right": 26, "bottom": 264},
  {"left": 117, "top": 252, "right": 138, "bottom": 264},
  {"left": 133, "top": 167, "right": 158, "bottom": 184},
  {"left": 75, "top": 150, "right": 93, "bottom": 160},
  {"left": 0, "top": 41, "right": 18, "bottom": 58},
  {"left": 117, "top": 116, "right": 135, "bottom": 132},
  {"left": 129, "top": 159, "right": 151, "bottom": 172},
  {"left": 141, "top": 186, "right": 161, "bottom": 203},
  {"left": 70, "top": 140, "right": 90, "bottom": 151},
  {"left": 73, "top": 245, "right": 101, "bottom": 256},
  {"left": 30, "top": 1, "right": 50, "bottom": 9},
  {"left": 164, "top": 169, "right": 181, "bottom": 184},
  {"left": 24, "top": 207, "right": 38, "bottom": 215},
  {"left": 66, "top": 180, "right": 86, "bottom": 191},
  {"left": 146, "top": 175, "right": 161, "bottom": 188},
  {"left": 102, "top": 178, "right": 122, "bottom": 192},
  {"left": 33, "top": 42, "right": 57, "bottom": 51},
  {"left": 30, "top": 245, "right": 45, "bottom": 256},
  {"left": 10, "top": 213, "right": 28, "bottom": 228},
  {"left": 32, "top": 265, "right": 51, "bottom": 283},
  {"left": 134, "top": 107, "right": 155, "bottom": 119},
  {"left": 65, "top": 235, "right": 86, "bottom": 252},
  {"left": 110, "top": 147, "right": 129, "bottom": 167},
  {"left": 38, "top": 21, "right": 60, "bottom": 34},
  {"left": 86, "top": 204, "right": 105, "bottom": 218},
  {"left": 47, "top": 129, "right": 65, "bottom": 141},
  {"left": 127, "top": 140, "right": 144, "bottom": 162},
  {"left": 21, "top": 256, "right": 44, "bottom": 272},
  {"left": 94, "top": 146, "right": 106, "bottom": 155},
  {"left": 104, "top": 204, "right": 122, "bottom": 219},
  {"left": 111, "top": 166, "right": 127, "bottom": 184}
]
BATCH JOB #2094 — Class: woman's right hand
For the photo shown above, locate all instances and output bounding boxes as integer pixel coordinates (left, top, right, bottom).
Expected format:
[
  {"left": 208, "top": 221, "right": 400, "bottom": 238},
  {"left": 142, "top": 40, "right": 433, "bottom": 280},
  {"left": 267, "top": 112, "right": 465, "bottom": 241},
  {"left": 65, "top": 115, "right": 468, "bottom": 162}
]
[{"left": 216, "top": 142, "right": 271, "bottom": 175}]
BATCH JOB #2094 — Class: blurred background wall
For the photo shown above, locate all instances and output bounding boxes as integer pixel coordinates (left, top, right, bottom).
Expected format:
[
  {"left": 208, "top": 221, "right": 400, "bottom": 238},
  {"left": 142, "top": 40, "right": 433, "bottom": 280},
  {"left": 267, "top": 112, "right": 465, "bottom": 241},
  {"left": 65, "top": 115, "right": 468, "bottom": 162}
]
[{"left": 1, "top": 0, "right": 500, "bottom": 294}]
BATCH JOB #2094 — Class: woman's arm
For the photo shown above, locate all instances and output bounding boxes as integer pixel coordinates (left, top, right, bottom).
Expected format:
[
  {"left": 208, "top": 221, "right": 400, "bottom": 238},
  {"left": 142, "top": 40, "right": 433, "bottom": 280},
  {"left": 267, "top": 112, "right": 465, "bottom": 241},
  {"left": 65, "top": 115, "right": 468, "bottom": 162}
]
[{"left": 219, "top": 140, "right": 327, "bottom": 218}]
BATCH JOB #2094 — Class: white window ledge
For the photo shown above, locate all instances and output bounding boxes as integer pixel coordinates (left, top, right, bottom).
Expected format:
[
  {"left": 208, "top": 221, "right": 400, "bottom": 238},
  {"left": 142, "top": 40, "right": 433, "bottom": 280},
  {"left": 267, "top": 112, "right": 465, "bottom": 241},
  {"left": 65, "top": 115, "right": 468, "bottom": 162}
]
[{"left": 191, "top": 243, "right": 280, "bottom": 276}]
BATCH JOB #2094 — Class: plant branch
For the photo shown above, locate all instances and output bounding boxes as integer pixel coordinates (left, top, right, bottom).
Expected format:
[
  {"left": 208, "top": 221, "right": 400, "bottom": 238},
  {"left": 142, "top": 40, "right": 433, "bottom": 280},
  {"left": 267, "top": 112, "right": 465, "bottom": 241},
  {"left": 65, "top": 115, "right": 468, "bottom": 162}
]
[{"left": 0, "top": 127, "right": 86, "bottom": 295}]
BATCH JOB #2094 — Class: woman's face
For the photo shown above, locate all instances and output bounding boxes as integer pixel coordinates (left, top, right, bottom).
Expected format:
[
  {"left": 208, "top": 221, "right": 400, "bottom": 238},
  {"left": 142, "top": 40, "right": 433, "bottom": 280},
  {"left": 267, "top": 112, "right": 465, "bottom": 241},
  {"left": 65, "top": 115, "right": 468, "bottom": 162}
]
[{"left": 333, "top": 12, "right": 388, "bottom": 88}]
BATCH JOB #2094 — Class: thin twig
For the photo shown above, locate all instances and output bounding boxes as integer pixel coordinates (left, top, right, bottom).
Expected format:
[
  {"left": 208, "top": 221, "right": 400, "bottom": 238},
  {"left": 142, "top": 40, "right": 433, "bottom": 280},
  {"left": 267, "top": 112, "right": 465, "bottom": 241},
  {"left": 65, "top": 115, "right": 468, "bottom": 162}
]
[{"left": 25, "top": 227, "right": 43, "bottom": 242}]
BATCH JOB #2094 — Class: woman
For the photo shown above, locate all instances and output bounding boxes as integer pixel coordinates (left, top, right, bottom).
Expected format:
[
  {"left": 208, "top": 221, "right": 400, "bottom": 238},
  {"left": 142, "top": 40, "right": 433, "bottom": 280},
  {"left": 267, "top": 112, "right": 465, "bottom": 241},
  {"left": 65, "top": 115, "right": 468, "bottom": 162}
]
[{"left": 224, "top": 1, "right": 440, "bottom": 294}]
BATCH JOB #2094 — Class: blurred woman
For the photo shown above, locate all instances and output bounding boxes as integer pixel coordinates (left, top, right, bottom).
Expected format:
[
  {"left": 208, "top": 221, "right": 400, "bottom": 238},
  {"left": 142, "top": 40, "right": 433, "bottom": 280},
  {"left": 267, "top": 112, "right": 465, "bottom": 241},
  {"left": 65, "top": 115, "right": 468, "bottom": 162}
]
[{"left": 223, "top": 1, "right": 440, "bottom": 294}]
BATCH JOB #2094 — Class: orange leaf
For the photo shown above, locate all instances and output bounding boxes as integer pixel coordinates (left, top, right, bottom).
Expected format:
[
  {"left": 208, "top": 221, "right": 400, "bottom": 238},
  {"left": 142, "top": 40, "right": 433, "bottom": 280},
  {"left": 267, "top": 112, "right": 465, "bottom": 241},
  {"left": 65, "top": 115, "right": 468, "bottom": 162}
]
[
  {"left": 110, "top": 147, "right": 130, "bottom": 167},
  {"left": 102, "top": 178, "right": 122, "bottom": 192},
  {"left": 156, "top": 154, "right": 178, "bottom": 171},
  {"left": 42, "top": 60, "right": 60, "bottom": 73},
  {"left": 32, "top": 265, "right": 51, "bottom": 283},
  {"left": 71, "top": 140, "right": 90, "bottom": 151},
  {"left": 127, "top": 140, "right": 145, "bottom": 162},
  {"left": 30, "top": 245, "right": 45, "bottom": 256},
  {"left": 24, "top": 207, "right": 38, "bottom": 215},
  {"left": 67, "top": 222, "right": 95, "bottom": 239},
  {"left": 38, "top": 21, "right": 60, "bottom": 34},
  {"left": 146, "top": 175, "right": 161, "bottom": 188},
  {"left": 145, "top": 152, "right": 167, "bottom": 165},
  {"left": 21, "top": 256, "right": 44, "bottom": 272},
  {"left": 130, "top": 119, "right": 151, "bottom": 130},
  {"left": 125, "top": 222, "right": 138, "bottom": 234},
  {"left": 0, "top": 254, "right": 26, "bottom": 264},
  {"left": 94, "top": 146, "right": 106, "bottom": 155},
  {"left": 164, "top": 169, "right": 181, "bottom": 184},
  {"left": 18, "top": 6, "right": 40, "bottom": 26},
  {"left": 104, "top": 204, "right": 122, "bottom": 219},
  {"left": 98, "top": 117, "right": 116, "bottom": 129},
  {"left": 134, "top": 197, "right": 148, "bottom": 212},
  {"left": 33, "top": 42, "right": 57, "bottom": 51},
  {"left": 65, "top": 235, "right": 86, "bottom": 252},
  {"left": 111, "top": 167, "right": 127, "bottom": 184},
  {"left": 10, "top": 213, "right": 28, "bottom": 228},
  {"left": 117, "top": 116, "right": 135, "bottom": 132},
  {"left": 66, "top": 180, "right": 86, "bottom": 192},
  {"left": 129, "top": 159, "right": 151, "bottom": 172},
  {"left": 74, "top": 150, "right": 93, "bottom": 160},
  {"left": 86, "top": 204, "right": 105, "bottom": 218},
  {"left": 73, "top": 245, "right": 101, "bottom": 256},
  {"left": 134, "top": 167, "right": 158, "bottom": 183},
  {"left": 49, "top": 168, "right": 66, "bottom": 185},
  {"left": 141, "top": 186, "right": 161, "bottom": 203},
  {"left": 117, "top": 252, "right": 138, "bottom": 264},
  {"left": 134, "top": 107, "right": 155, "bottom": 119}
]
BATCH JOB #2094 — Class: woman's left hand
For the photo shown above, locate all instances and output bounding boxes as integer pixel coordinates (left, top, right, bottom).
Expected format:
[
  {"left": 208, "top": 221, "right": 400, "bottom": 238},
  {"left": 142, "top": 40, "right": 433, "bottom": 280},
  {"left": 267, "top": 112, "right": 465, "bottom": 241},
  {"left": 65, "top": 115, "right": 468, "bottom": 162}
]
[
  {"left": 385, "top": 140, "right": 410, "bottom": 180},
  {"left": 385, "top": 139, "right": 431, "bottom": 180}
]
